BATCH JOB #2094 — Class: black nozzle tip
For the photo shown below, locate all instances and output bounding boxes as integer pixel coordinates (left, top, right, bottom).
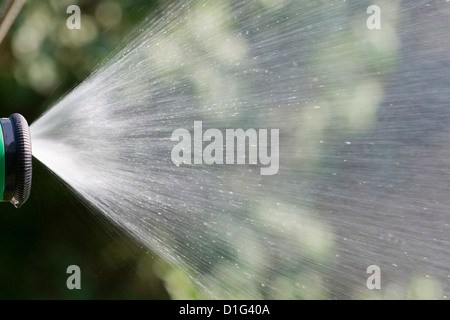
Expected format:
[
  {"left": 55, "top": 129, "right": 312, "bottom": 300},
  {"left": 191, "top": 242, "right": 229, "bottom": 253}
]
[{"left": 1, "top": 113, "right": 32, "bottom": 208}]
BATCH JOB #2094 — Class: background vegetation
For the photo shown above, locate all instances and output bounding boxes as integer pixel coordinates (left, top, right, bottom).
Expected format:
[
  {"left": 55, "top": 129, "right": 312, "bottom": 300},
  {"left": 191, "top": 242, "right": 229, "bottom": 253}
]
[{"left": 0, "top": 0, "right": 447, "bottom": 299}]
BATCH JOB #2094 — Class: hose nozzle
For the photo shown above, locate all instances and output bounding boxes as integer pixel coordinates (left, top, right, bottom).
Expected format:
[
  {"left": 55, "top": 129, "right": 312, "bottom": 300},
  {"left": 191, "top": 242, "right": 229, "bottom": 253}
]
[{"left": 0, "top": 113, "right": 32, "bottom": 208}]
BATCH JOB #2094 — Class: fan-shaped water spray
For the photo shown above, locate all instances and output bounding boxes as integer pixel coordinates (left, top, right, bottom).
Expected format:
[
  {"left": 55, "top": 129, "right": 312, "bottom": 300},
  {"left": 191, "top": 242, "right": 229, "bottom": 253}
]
[{"left": 30, "top": 0, "right": 450, "bottom": 299}]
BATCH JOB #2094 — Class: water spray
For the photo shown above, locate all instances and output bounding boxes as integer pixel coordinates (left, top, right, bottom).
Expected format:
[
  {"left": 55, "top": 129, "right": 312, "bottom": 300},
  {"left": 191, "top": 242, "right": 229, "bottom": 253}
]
[
  {"left": 0, "top": 113, "right": 32, "bottom": 208},
  {"left": 24, "top": 1, "right": 450, "bottom": 299}
]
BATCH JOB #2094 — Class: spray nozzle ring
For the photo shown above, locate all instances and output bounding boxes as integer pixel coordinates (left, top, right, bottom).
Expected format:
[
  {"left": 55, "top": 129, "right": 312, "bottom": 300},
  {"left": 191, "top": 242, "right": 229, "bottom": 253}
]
[{"left": 0, "top": 113, "right": 32, "bottom": 208}]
